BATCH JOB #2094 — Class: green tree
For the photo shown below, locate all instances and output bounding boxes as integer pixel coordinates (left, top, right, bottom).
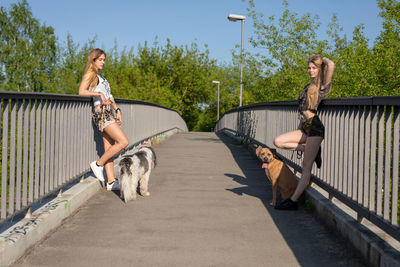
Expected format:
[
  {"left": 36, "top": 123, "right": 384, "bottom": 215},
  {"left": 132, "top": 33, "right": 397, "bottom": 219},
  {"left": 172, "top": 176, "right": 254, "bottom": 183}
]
[
  {"left": 373, "top": 0, "right": 400, "bottom": 96},
  {"left": 102, "top": 39, "right": 217, "bottom": 130},
  {"left": 54, "top": 34, "right": 96, "bottom": 94},
  {"left": 242, "top": 0, "right": 400, "bottom": 100},
  {"left": 246, "top": 0, "right": 328, "bottom": 101},
  {"left": 0, "top": 0, "right": 57, "bottom": 92}
]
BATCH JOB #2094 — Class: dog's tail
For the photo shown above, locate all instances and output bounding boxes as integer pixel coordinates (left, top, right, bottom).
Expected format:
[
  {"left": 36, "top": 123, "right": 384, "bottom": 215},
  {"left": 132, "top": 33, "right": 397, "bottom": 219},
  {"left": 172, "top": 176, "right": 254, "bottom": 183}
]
[{"left": 119, "top": 157, "right": 133, "bottom": 203}]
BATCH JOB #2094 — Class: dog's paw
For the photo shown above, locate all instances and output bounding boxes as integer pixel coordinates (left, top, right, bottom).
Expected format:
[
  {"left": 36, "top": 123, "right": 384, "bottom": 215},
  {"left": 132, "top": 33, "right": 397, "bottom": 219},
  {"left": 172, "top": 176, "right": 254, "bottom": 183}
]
[{"left": 141, "top": 191, "right": 150, "bottom": 197}]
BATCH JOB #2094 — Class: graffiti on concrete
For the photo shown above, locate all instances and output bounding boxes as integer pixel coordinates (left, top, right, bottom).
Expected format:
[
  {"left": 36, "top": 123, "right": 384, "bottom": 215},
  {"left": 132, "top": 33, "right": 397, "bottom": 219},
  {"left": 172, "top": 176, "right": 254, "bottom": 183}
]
[{"left": 0, "top": 199, "right": 68, "bottom": 243}]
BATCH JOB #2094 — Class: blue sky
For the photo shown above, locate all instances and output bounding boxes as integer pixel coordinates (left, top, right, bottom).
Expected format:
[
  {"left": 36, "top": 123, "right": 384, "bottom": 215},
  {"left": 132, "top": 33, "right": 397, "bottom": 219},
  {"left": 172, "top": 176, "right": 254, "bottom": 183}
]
[{"left": 1, "top": 0, "right": 383, "bottom": 64}]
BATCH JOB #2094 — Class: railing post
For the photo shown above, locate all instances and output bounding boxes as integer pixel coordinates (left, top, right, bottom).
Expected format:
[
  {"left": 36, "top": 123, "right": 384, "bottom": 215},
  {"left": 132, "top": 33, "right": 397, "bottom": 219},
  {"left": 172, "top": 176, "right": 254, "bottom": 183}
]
[
  {"left": 357, "top": 213, "right": 363, "bottom": 223},
  {"left": 24, "top": 208, "right": 32, "bottom": 219},
  {"left": 57, "top": 189, "right": 63, "bottom": 198}
]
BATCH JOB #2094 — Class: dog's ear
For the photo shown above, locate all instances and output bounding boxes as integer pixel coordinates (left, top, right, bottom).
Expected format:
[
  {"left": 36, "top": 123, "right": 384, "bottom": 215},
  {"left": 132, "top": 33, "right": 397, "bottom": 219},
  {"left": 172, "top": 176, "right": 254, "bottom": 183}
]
[
  {"left": 256, "top": 146, "right": 262, "bottom": 156},
  {"left": 270, "top": 148, "right": 277, "bottom": 155}
]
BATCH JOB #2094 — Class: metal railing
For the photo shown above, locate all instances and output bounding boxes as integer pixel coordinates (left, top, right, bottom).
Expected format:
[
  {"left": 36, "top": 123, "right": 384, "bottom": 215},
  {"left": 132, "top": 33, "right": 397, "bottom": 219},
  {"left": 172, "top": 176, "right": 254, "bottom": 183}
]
[
  {"left": 0, "top": 91, "right": 188, "bottom": 222},
  {"left": 216, "top": 96, "right": 400, "bottom": 242}
]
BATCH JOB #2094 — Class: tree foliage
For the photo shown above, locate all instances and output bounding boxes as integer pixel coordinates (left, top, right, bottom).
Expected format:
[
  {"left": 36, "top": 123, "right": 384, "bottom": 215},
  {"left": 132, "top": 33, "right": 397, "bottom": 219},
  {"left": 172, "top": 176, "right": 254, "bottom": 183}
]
[
  {"left": 244, "top": 0, "right": 400, "bottom": 100},
  {"left": 1, "top": 0, "right": 400, "bottom": 131},
  {"left": 0, "top": 0, "right": 57, "bottom": 91}
]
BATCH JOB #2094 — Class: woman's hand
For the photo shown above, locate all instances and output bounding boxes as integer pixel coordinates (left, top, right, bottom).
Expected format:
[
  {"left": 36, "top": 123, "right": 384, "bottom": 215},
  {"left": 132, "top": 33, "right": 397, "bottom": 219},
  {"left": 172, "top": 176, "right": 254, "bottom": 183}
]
[{"left": 99, "top": 93, "right": 107, "bottom": 104}]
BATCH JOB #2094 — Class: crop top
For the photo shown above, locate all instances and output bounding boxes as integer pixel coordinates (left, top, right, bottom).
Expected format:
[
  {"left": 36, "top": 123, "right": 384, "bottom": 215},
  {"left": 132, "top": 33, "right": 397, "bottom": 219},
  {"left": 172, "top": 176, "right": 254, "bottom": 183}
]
[
  {"left": 89, "top": 74, "right": 114, "bottom": 106},
  {"left": 298, "top": 82, "right": 331, "bottom": 115}
]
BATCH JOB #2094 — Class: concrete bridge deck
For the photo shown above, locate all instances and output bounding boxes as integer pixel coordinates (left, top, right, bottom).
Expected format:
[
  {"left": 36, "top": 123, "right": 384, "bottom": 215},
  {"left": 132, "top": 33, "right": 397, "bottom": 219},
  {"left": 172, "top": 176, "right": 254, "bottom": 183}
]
[{"left": 13, "top": 132, "right": 365, "bottom": 266}]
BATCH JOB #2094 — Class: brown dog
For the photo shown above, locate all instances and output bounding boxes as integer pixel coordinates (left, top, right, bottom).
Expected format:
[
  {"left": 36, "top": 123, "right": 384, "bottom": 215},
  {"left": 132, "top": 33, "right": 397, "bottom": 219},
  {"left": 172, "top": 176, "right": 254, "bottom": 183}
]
[{"left": 256, "top": 146, "right": 298, "bottom": 206}]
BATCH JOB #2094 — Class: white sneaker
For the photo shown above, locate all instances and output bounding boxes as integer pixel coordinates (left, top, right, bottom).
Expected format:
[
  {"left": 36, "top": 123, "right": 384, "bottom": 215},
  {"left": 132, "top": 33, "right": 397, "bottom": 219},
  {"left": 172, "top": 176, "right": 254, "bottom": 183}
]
[
  {"left": 90, "top": 161, "right": 104, "bottom": 182},
  {"left": 107, "top": 179, "right": 120, "bottom": 191}
]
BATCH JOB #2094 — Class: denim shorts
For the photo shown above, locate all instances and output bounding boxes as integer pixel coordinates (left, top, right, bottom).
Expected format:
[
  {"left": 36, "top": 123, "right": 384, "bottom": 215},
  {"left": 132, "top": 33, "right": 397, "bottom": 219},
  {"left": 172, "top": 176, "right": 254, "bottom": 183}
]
[{"left": 301, "top": 115, "right": 325, "bottom": 138}]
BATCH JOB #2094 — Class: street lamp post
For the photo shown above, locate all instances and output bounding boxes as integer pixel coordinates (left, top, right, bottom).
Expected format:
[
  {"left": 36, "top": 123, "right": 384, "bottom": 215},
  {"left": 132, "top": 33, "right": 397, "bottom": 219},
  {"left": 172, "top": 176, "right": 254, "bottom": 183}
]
[
  {"left": 228, "top": 13, "right": 245, "bottom": 107},
  {"left": 212, "top": 80, "right": 220, "bottom": 120}
]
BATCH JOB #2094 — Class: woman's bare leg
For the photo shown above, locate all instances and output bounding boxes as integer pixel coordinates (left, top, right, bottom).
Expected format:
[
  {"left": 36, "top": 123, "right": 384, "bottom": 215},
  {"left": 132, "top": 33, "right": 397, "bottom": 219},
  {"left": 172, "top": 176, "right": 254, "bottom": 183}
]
[
  {"left": 274, "top": 130, "right": 307, "bottom": 151},
  {"left": 97, "top": 123, "right": 128, "bottom": 167},
  {"left": 291, "top": 136, "right": 323, "bottom": 201},
  {"left": 102, "top": 132, "right": 116, "bottom": 183}
]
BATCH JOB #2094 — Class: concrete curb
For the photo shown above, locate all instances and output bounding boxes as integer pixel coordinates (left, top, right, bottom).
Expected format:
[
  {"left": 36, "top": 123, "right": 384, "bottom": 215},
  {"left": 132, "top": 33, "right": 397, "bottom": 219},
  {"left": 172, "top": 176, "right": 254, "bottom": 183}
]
[
  {"left": 0, "top": 177, "right": 102, "bottom": 267},
  {"left": 222, "top": 130, "right": 400, "bottom": 267},
  {"left": 0, "top": 128, "right": 181, "bottom": 267},
  {"left": 305, "top": 186, "right": 400, "bottom": 267}
]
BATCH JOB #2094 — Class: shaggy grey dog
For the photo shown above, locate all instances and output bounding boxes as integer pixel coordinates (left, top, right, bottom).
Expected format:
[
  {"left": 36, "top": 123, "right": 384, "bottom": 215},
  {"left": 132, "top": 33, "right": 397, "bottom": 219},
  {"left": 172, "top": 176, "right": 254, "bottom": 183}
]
[{"left": 118, "top": 146, "right": 157, "bottom": 202}]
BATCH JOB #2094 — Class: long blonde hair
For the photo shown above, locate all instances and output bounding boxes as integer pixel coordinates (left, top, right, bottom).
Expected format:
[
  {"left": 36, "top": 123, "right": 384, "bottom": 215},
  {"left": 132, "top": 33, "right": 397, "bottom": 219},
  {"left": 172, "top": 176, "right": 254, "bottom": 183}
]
[
  {"left": 307, "top": 54, "right": 325, "bottom": 109},
  {"left": 84, "top": 48, "right": 106, "bottom": 88}
]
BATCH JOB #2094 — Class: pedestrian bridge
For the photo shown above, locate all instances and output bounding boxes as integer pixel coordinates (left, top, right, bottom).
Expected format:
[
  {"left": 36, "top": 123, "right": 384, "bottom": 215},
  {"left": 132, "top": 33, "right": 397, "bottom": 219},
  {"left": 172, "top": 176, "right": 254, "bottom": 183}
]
[
  {"left": 1, "top": 92, "right": 400, "bottom": 266},
  {"left": 9, "top": 132, "right": 365, "bottom": 266}
]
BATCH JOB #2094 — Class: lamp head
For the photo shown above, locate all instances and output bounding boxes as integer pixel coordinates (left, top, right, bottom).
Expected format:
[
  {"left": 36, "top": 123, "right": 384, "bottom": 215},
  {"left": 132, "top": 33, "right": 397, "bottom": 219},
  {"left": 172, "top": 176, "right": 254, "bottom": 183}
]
[
  {"left": 212, "top": 81, "right": 220, "bottom": 84},
  {"left": 228, "top": 14, "right": 246, "bottom": 22}
]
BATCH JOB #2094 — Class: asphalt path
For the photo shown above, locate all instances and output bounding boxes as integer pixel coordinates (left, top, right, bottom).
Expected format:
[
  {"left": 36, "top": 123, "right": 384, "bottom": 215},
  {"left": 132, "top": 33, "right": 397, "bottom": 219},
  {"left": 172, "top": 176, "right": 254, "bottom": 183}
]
[{"left": 13, "top": 132, "right": 366, "bottom": 267}]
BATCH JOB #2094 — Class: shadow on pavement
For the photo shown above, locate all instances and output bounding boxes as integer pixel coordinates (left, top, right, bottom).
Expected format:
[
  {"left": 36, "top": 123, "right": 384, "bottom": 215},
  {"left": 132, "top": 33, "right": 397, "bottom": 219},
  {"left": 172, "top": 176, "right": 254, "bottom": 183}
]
[{"left": 216, "top": 131, "right": 366, "bottom": 267}]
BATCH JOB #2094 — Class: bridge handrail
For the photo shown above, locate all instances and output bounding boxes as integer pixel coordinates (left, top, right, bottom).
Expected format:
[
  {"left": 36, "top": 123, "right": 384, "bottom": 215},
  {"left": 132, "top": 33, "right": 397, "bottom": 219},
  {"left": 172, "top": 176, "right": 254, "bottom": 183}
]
[
  {"left": 0, "top": 91, "right": 188, "bottom": 223},
  {"left": 0, "top": 91, "right": 181, "bottom": 112},
  {"left": 220, "top": 95, "right": 400, "bottom": 116},
  {"left": 216, "top": 95, "right": 400, "bottom": 242}
]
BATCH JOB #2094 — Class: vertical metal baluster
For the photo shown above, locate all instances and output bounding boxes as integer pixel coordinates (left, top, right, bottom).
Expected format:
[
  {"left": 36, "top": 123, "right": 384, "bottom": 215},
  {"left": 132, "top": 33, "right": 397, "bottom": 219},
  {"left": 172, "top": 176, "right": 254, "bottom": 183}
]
[
  {"left": 1, "top": 99, "right": 9, "bottom": 219},
  {"left": 86, "top": 103, "right": 91, "bottom": 169},
  {"left": 40, "top": 100, "right": 47, "bottom": 197},
  {"left": 82, "top": 102, "right": 87, "bottom": 172},
  {"left": 358, "top": 106, "right": 365, "bottom": 205},
  {"left": 320, "top": 108, "right": 327, "bottom": 182},
  {"left": 338, "top": 108, "right": 345, "bottom": 193},
  {"left": 49, "top": 101, "right": 55, "bottom": 192},
  {"left": 353, "top": 106, "right": 360, "bottom": 201},
  {"left": 369, "top": 106, "right": 378, "bottom": 212},
  {"left": 22, "top": 99, "right": 29, "bottom": 207},
  {"left": 81, "top": 107, "right": 87, "bottom": 179},
  {"left": 59, "top": 101, "right": 65, "bottom": 185},
  {"left": 334, "top": 106, "right": 340, "bottom": 188},
  {"left": 262, "top": 109, "right": 266, "bottom": 147},
  {"left": 392, "top": 106, "right": 399, "bottom": 225},
  {"left": 377, "top": 106, "right": 385, "bottom": 216},
  {"left": 327, "top": 107, "right": 333, "bottom": 185},
  {"left": 16, "top": 99, "right": 23, "bottom": 211},
  {"left": 342, "top": 107, "right": 349, "bottom": 195},
  {"left": 66, "top": 101, "right": 72, "bottom": 181},
  {"left": 28, "top": 99, "right": 35, "bottom": 203},
  {"left": 348, "top": 107, "right": 355, "bottom": 200},
  {"left": 384, "top": 106, "right": 392, "bottom": 220},
  {"left": 73, "top": 101, "right": 77, "bottom": 177},
  {"left": 34, "top": 100, "right": 41, "bottom": 200},
  {"left": 71, "top": 101, "right": 77, "bottom": 179},
  {"left": 363, "top": 106, "right": 371, "bottom": 208},
  {"left": 131, "top": 104, "right": 136, "bottom": 145},
  {"left": 78, "top": 103, "right": 82, "bottom": 174},
  {"left": 76, "top": 102, "right": 80, "bottom": 173},
  {"left": 9, "top": 99, "right": 16, "bottom": 214},
  {"left": 54, "top": 101, "right": 60, "bottom": 188}
]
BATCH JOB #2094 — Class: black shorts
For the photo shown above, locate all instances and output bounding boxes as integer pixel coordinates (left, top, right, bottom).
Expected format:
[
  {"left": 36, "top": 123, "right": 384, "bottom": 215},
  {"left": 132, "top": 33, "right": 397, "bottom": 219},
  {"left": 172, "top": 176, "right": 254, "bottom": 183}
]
[{"left": 301, "top": 115, "right": 324, "bottom": 138}]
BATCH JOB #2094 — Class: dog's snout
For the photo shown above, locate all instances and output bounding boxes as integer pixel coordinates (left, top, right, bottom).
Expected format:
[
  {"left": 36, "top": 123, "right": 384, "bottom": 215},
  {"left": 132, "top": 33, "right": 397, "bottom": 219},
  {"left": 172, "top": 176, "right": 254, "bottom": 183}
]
[{"left": 261, "top": 155, "right": 270, "bottom": 162}]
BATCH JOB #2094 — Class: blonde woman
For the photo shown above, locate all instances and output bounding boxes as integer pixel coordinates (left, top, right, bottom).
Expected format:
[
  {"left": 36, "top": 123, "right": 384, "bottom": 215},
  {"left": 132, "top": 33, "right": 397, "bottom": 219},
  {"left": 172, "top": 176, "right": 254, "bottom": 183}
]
[
  {"left": 79, "top": 48, "right": 129, "bottom": 190},
  {"left": 273, "top": 54, "right": 335, "bottom": 210}
]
